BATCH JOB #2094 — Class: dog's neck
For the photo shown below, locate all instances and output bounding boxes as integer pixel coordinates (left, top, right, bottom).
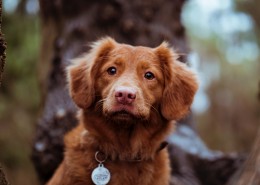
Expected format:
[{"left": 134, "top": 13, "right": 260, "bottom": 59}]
[{"left": 79, "top": 110, "right": 173, "bottom": 161}]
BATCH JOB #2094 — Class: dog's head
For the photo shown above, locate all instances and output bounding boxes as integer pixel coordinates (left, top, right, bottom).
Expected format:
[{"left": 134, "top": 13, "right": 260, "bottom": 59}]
[{"left": 68, "top": 37, "right": 198, "bottom": 122}]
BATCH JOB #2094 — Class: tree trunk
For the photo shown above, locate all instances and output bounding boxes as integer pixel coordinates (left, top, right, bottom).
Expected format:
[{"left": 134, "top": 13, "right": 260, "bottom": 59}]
[
  {"left": 0, "top": 3, "right": 8, "bottom": 184},
  {"left": 31, "top": 1, "right": 244, "bottom": 184},
  {"left": 0, "top": 0, "right": 6, "bottom": 86},
  {"left": 0, "top": 165, "right": 9, "bottom": 185}
]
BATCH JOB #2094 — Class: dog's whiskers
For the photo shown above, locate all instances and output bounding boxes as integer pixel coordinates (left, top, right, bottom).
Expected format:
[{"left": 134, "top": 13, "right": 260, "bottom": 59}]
[
  {"left": 95, "top": 98, "right": 107, "bottom": 112},
  {"left": 144, "top": 101, "right": 159, "bottom": 115}
]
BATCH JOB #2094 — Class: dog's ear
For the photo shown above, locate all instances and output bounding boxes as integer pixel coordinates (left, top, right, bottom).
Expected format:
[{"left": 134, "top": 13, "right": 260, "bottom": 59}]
[
  {"left": 155, "top": 42, "right": 198, "bottom": 121},
  {"left": 67, "top": 37, "right": 116, "bottom": 109}
]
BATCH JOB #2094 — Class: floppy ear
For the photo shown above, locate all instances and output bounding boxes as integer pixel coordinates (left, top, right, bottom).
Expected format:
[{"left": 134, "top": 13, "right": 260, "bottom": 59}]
[
  {"left": 155, "top": 42, "right": 198, "bottom": 121},
  {"left": 67, "top": 37, "right": 116, "bottom": 109}
]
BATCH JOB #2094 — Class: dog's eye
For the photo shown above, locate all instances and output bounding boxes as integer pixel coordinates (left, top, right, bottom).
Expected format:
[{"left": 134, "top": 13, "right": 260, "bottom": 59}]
[
  {"left": 107, "top": 67, "right": 117, "bottom": 75},
  {"left": 144, "top": 72, "right": 155, "bottom": 80}
]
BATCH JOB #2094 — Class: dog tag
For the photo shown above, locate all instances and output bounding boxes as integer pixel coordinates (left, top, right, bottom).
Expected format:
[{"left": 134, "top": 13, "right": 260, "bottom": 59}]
[{"left": 91, "top": 163, "right": 111, "bottom": 185}]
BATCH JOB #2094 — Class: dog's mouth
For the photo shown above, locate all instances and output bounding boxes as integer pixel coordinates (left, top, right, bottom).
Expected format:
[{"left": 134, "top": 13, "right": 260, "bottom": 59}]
[
  {"left": 107, "top": 109, "right": 139, "bottom": 121},
  {"left": 112, "top": 110, "right": 135, "bottom": 118}
]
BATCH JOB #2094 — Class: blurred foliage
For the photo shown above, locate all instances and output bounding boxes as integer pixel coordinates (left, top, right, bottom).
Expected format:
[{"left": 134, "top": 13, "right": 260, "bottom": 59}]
[
  {"left": 0, "top": 10, "right": 40, "bottom": 185},
  {"left": 183, "top": 0, "right": 260, "bottom": 153}
]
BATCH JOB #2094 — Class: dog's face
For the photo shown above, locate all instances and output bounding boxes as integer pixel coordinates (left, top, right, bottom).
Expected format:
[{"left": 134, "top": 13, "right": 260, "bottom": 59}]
[
  {"left": 68, "top": 37, "right": 198, "bottom": 122},
  {"left": 95, "top": 45, "right": 165, "bottom": 122}
]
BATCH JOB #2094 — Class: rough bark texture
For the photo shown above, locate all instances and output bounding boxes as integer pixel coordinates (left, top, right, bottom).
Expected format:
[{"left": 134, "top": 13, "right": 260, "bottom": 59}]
[
  {"left": 0, "top": 1, "right": 8, "bottom": 183},
  {"left": 0, "top": 0, "right": 6, "bottom": 86},
  {"left": 0, "top": 165, "right": 9, "bottom": 185},
  {"left": 31, "top": 0, "right": 244, "bottom": 184}
]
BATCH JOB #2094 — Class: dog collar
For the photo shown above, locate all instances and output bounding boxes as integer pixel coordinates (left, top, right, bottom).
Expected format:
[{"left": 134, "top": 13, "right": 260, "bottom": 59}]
[
  {"left": 96, "top": 141, "right": 168, "bottom": 163},
  {"left": 91, "top": 141, "right": 168, "bottom": 184}
]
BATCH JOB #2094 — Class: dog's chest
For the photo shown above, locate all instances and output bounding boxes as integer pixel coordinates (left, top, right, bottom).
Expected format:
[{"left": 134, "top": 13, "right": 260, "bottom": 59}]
[
  {"left": 69, "top": 156, "right": 155, "bottom": 185},
  {"left": 105, "top": 161, "right": 154, "bottom": 185}
]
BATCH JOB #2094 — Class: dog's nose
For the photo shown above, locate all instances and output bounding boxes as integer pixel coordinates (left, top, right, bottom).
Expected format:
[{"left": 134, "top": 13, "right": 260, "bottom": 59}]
[{"left": 115, "top": 86, "right": 136, "bottom": 104}]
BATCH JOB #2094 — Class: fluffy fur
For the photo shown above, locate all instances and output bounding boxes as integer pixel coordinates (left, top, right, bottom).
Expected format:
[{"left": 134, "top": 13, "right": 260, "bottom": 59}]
[{"left": 47, "top": 37, "right": 198, "bottom": 185}]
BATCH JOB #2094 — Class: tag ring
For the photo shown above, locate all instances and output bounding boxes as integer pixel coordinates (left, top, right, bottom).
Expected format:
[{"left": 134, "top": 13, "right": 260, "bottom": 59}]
[{"left": 95, "top": 151, "right": 107, "bottom": 163}]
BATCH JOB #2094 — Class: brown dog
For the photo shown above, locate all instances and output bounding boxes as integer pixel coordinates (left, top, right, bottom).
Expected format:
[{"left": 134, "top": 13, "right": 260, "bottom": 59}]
[{"left": 47, "top": 37, "right": 198, "bottom": 185}]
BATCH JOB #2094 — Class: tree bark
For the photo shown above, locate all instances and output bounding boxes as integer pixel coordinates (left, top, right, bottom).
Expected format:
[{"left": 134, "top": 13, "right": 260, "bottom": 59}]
[
  {"left": 0, "top": 165, "right": 9, "bottom": 185},
  {"left": 0, "top": 0, "right": 6, "bottom": 86},
  {"left": 31, "top": 1, "right": 244, "bottom": 184},
  {"left": 0, "top": 1, "right": 8, "bottom": 183}
]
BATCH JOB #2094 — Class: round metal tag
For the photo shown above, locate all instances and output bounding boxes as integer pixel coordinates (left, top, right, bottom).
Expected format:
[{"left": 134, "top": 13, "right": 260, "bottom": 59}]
[{"left": 91, "top": 164, "right": 111, "bottom": 185}]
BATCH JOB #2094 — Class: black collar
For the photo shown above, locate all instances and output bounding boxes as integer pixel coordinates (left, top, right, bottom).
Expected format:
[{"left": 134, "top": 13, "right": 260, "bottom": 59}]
[{"left": 97, "top": 141, "right": 168, "bottom": 163}]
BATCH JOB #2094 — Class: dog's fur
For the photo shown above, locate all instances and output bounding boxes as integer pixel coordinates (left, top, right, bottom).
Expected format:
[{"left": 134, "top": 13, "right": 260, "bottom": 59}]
[{"left": 47, "top": 37, "right": 198, "bottom": 185}]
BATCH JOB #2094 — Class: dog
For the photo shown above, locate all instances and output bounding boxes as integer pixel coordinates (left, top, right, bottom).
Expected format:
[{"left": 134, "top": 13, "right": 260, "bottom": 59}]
[{"left": 47, "top": 37, "right": 198, "bottom": 185}]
